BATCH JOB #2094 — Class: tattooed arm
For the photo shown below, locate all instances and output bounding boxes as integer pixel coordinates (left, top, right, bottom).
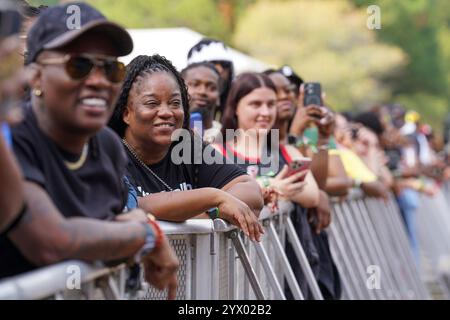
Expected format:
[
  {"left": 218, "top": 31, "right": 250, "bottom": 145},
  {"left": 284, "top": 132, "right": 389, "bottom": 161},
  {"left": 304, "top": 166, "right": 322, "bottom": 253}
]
[{"left": 8, "top": 182, "right": 147, "bottom": 265}]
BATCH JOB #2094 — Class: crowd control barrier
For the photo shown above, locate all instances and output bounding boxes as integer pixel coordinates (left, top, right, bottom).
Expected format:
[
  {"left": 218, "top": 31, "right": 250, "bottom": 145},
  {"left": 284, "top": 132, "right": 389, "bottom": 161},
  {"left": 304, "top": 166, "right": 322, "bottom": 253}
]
[{"left": 2, "top": 190, "right": 446, "bottom": 300}]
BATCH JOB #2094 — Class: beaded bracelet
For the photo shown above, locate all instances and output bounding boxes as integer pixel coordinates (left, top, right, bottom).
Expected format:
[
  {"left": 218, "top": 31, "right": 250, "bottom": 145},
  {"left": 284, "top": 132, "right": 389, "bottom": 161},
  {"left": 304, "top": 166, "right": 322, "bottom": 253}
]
[{"left": 146, "top": 213, "right": 163, "bottom": 249}]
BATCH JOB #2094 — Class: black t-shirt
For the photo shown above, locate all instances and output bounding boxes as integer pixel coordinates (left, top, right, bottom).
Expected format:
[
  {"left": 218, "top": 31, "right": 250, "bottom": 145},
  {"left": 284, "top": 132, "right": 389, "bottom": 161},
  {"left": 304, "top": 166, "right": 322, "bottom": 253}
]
[
  {"left": 125, "top": 140, "right": 246, "bottom": 197},
  {"left": 0, "top": 107, "right": 128, "bottom": 279}
]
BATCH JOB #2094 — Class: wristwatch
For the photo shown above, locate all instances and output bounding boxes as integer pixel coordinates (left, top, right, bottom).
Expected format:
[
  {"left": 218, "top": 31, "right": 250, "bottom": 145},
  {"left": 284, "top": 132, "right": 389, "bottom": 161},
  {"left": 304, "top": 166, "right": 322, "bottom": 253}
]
[{"left": 207, "top": 207, "right": 220, "bottom": 219}]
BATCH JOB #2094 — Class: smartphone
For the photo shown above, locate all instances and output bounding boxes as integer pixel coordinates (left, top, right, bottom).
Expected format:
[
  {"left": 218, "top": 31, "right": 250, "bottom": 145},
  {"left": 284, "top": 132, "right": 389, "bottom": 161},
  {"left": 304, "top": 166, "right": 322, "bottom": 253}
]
[
  {"left": 303, "top": 82, "right": 322, "bottom": 107},
  {"left": 287, "top": 158, "right": 312, "bottom": 180}
]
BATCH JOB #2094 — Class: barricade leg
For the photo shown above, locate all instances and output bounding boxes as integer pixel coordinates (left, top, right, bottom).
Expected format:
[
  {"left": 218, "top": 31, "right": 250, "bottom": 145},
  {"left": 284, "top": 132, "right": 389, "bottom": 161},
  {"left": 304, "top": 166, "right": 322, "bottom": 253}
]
[
  {"left": 328, "top": 220, "right": 359, "bottom": 300},
  {"left": 332, "top": 202, "right": 375, "bottom": 299},
  {"left": 350, "top": 199, "right": 400, "bottom": 299},
  {"left": 338, "top": 201, "right": 378, "bottom": 299},
  {"left": 364, "top": 198, "right": 418, "bottom": 299},
  {"left": 384, "top": 196, "right": 432, "bottom": 299},
  {"left": 266, "top": 221, "right": 305, "bottom": 300},
  {"left": 228, "top": 230, "right": 266, "bottom": 300},
  {"left": 285, "top": 216, "right": 324, "bottom": 300}
]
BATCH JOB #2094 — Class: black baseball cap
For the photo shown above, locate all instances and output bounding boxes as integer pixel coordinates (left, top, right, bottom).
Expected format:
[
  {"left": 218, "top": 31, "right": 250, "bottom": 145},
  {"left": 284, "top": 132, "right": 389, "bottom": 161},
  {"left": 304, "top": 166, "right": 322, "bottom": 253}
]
[{"left": 25, "top": 2, "right": 133, "bottom": 64}]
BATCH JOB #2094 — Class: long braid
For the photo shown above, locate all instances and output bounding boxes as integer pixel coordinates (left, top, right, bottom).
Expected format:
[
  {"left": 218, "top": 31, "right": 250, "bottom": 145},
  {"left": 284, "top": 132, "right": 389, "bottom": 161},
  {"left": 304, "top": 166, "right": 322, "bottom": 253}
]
[{"left": 109, "top": 54, "right": 191, "bottom": 137}]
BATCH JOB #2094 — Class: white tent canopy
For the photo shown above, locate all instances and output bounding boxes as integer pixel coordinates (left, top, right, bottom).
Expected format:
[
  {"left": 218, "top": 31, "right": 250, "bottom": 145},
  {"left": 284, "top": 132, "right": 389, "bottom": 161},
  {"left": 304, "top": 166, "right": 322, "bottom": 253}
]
[{"left": 122, "top": 28, "right": 271, "bottom": 73}]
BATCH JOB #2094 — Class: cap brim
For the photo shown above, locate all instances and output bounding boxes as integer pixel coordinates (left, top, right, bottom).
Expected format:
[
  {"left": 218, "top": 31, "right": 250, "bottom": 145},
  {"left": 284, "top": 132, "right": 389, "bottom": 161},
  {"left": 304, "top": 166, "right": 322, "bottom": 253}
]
[{"left": 43, "top": 20, "right": 133, "bottom": 57}]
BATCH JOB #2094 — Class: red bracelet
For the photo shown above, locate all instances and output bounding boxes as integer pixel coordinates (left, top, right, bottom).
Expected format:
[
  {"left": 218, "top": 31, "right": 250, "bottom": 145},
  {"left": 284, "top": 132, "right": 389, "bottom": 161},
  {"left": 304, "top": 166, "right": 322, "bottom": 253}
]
[{"left": 147, "top": 213, "right": 163, "bottom": 249}]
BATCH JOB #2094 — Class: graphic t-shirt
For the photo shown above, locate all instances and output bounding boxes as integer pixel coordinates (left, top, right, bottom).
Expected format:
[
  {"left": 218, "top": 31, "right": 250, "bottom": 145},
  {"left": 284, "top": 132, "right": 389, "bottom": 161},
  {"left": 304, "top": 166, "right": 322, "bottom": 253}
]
[{"left": 124, "top": 139, "right": 246, "bottom": 197}]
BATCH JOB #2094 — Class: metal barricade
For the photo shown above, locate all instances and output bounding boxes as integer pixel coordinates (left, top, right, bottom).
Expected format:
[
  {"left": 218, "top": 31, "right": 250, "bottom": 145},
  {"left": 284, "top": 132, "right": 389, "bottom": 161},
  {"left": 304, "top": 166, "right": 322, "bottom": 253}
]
[
  {"left": 328, "top": 190, "right": 431, "bottom": 300},
  {"left": 4, "top": 190, "right": 441, "bottom": 300},
  {"left": 415, "top": 187, "right": 450, "bottom": 299},
  {"left": 0, "top": 202, "right": 322, "bottom": 300}
]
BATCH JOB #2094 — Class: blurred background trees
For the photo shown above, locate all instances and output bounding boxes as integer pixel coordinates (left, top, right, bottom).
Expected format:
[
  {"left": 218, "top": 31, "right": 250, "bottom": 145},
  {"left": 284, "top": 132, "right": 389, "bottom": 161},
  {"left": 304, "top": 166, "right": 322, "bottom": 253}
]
[{"left": 27, "top": 0, "right": 450, "bottom": 131}]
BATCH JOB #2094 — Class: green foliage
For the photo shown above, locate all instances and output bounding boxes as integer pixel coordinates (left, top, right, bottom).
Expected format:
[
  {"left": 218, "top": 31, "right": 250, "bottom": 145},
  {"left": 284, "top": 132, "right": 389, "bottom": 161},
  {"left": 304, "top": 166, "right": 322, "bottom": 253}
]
[
  {"left": 350, "top": 0, "right": 450, "bottom": 130},
  {"left": 233, "top": 0, "right": 407, "bottom": 111},
  {"left": 395, "top": 93, "right": 448, "bottom": 130},
  {"left": 86, "top": 0, "right": 229, "bottom": 40}
]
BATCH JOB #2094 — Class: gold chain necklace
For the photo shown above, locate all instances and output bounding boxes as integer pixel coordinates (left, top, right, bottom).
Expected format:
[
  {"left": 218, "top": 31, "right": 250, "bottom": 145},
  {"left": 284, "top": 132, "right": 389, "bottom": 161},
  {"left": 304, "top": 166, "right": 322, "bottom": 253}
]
[{"left": 64, "top": 143, "right": 89, "bottom": 171}]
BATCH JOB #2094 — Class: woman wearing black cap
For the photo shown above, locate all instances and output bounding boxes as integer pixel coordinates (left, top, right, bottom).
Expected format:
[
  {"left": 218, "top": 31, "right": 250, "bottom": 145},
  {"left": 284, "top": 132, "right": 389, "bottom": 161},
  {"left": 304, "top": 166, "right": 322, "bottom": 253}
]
[{"left": 1, "top": 3, "right": 179, "bottom": 298}]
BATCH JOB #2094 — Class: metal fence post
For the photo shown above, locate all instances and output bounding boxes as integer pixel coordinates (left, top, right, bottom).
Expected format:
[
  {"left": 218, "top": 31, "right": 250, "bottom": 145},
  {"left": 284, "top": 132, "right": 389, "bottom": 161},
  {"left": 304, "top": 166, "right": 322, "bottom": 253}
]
[{"left": 284, "top": 215, "right": 324, "bottom": 300}]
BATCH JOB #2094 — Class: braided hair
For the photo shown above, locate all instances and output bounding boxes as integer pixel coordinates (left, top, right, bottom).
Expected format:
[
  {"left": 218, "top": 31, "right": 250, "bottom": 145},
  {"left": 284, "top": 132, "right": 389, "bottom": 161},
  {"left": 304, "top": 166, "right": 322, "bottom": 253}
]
[{"left": 109, "top": 54, "right": 190, "bottom": 138}]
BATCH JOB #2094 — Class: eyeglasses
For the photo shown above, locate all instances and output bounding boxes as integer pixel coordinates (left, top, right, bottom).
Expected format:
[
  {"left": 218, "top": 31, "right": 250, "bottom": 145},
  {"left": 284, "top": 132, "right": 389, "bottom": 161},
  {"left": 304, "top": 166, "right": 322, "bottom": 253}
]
[{"left": 37, "top": 54, "right": 126, "bottom": 83}]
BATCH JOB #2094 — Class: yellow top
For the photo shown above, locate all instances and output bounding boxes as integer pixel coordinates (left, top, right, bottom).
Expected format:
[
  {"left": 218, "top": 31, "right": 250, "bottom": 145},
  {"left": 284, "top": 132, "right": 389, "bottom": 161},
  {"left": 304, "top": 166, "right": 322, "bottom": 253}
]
[{"left": 329, "top": 148, "right": 377, "bottom": 183}]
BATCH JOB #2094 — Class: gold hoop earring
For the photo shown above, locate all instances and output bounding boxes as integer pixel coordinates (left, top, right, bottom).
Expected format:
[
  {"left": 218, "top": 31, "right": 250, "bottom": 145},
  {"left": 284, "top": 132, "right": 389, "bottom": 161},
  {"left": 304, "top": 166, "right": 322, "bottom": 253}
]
[{"left": 33, "top": 89, "right": 42, "bottom": 97}]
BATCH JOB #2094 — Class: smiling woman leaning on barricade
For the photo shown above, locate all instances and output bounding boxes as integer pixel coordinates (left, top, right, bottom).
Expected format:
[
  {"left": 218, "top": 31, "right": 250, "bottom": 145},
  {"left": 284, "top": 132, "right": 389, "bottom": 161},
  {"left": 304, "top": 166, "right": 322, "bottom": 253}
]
[
  {"left": 0, "top": 3, "right": 179, "bottom": 299},
  {"left": 108, "top": 54, "right": 264, "bottom": 242}
]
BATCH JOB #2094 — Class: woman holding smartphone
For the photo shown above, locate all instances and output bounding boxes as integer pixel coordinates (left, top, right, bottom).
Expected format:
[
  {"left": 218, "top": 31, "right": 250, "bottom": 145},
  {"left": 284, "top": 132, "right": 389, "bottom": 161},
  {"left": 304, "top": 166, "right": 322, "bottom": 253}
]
[
  {"left": 216, "top": 72, "right": 322, "bottom": 300},
  {"left": 216, "top": 72, "right": 320, "bottom": 210}
]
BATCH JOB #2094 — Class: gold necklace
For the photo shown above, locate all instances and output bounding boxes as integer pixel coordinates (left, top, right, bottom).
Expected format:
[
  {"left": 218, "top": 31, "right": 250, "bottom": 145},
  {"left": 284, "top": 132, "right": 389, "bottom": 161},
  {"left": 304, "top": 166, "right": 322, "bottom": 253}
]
[{"left": 64, "top": 143, "right": 89, "bottom": 171}]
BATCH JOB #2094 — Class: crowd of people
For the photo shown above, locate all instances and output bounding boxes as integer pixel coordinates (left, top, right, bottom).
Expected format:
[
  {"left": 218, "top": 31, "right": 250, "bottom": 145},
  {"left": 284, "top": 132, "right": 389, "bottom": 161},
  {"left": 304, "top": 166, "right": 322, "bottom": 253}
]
[{"left": 1, "top": 1, "right": 449, "bottom": 300}]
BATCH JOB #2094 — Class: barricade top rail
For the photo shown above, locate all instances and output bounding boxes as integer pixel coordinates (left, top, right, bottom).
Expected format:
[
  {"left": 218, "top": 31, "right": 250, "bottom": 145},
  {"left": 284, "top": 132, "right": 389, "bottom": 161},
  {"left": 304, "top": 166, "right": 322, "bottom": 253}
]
[
  {"left": 213, "top": 201, "right": 294, "bottom": 233},
  {"left": 158, "top": 218, "right": 214, "bottom": 235},
  {"left": 329, "top": 188, "right": 365, "bottom": 203},
  {"left": 0, "top": 260, "right": 116, "bottom": 300},
  {"left": 0, "top": 202, "right": 293, "bottom": 300}
]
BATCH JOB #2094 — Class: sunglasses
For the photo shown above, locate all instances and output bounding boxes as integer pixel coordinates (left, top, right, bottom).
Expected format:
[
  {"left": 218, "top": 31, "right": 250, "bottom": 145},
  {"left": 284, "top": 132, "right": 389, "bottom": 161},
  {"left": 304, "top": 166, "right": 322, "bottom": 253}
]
[{"left": 37, "top": 54, "right": 126, "bottom": 83}]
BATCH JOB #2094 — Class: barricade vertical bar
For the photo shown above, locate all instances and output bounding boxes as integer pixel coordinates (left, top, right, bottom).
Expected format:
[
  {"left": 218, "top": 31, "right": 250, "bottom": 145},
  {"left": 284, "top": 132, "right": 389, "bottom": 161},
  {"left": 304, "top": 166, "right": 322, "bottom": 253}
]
[
  {"left": 364, "top": 198, "right": 415, "bottom": 299},
  {"left": 327, "top": 225, "right": 357, "bottom": 300},
  {"left": 210, "top": 233, "right": 219, "bottom": 300},
  {"left": 371, "top": 197, "right": 417, "bottom": 298},
  {"left": 373, "top": 197, "right": 423, "bottom": 299},
  {"left": 351, "top": 199, "right": 400, "bottom": 299},
  {"left": 363, "top": 197, "right": 409, "bottom": 298},
  {"left": 252, "top": 240, "right": 286, "bottom": 300},
  {"left": 243, "top": 236, "right": 250, "bottom": 300},
  {"left": 354, "top": 199, "right": 400, "bottom": 299},
  {"left": 345, "top": 200, "right": 385, "bottom": 300},
  {"left": 284, "top": 216, "right": 324, "bottom": 300},
  {"left": 337, "top": 202, "right": 377, "bottom": 299},
  {"left": 384, "top": 197, "right": 431, "bottom": 299},
  {"left": 266, "top": 222, "right": 305, "bottom": 300},
  {"left": 228, "top": 230, "right": 266, "bottom": 300},
  {"left": 330, "top": 203, "right": 366, "bottom": 299}
]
